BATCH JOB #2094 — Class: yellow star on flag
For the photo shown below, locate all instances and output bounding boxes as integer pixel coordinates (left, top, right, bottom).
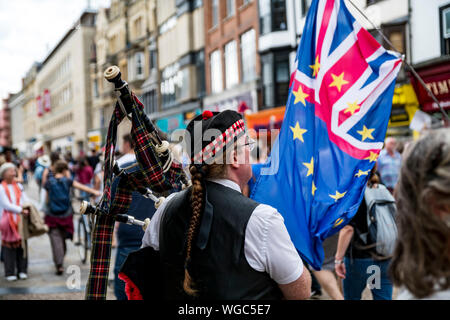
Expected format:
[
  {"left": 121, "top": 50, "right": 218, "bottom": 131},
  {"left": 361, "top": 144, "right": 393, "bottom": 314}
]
[
  {"left": 312, "top": 181, "right": 317, "bottom": 196},
  {"left": 329, "top": 190, "right": 347, "bottom": 202},
  {"left": 303, "top": 157, "right": 314, "bottom": 177},
  {"left": 365, "top": 151, "right": 379, "bottom": 162},
  {"left": 293, "top": 85, "right": 309, "bottom": 106},
  {"left": 309, "top": 56, "right": 320, "bottom": 78},
  {"left": 290, "top": 122, "right": 307, "bottom": 142},
  {"left": 357, "top": 125, "right": 375, "bottom": 142},
  {"left": 355, "top": 169, "right": 370, "bottom": 177},
  {"left": 344, "top": 101, "right": 360, "bottom": 115},
  {"left": 329, "top": 72, "right": 349, "bottom": 92}
]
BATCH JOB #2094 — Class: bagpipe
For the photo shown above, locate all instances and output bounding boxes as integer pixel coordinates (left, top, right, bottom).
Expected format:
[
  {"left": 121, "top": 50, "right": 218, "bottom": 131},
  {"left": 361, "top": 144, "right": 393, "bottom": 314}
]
[{"left": 83, "top": 66, "right": 189, "bottom": 300}]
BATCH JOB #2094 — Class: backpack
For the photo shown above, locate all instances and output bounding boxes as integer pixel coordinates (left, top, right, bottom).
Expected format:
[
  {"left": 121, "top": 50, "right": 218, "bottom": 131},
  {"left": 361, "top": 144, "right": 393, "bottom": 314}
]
[
  {"left": 47, "top": 176, "right": 71, "bottom": 215},
  {"left": 359, "top": 184, "right": 398, "bottom": 257}
]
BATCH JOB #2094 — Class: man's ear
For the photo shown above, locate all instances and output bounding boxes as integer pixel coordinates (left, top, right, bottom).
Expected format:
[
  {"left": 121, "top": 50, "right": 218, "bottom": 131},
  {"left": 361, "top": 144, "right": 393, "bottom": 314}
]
[{"left": 230, "top": 149, "right": 239, "bottom": 169}]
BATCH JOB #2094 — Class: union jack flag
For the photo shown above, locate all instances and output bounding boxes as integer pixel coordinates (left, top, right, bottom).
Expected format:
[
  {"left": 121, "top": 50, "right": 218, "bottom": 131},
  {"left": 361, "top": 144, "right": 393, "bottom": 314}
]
[{"left": 251, "top": 0, "right": 402, "bottom": 269}]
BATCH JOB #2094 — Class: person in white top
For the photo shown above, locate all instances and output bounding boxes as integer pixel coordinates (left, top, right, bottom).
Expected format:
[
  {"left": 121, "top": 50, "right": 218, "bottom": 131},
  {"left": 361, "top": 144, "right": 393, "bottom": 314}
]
[
  {"left": 390, "top": 128, "right": 450, "bottom": 300},
  {"left": 0, "top": 162, "right": 31, "bottom": 281},
  {"left": 141, "top": 110, "right": 311, "bottom": 300}
]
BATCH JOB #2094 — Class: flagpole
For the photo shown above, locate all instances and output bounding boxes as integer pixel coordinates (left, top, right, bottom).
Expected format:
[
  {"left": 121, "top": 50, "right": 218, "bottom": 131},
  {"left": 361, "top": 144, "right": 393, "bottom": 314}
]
[{"left": 347, "top": 0, "right": 450, "bottom": 124}]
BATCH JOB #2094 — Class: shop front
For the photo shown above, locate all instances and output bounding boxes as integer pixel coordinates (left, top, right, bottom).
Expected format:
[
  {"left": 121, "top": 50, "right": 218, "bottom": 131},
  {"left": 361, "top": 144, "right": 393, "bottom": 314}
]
[
  {"left": 386, "top": 83, "right": 420, "bottom": 137},
  {"left": 410, "top": 56, "right": 450, "bottom": 122},
  {"left": 155, "top": 108, "right": 201, "bottom": 137}
]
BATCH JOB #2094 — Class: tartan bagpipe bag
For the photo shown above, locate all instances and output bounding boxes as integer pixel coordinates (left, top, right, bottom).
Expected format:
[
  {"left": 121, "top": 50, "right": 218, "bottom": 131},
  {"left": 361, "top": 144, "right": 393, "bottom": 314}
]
[{"left": 85, "top": 88, "right": 185, "bottom": 300}]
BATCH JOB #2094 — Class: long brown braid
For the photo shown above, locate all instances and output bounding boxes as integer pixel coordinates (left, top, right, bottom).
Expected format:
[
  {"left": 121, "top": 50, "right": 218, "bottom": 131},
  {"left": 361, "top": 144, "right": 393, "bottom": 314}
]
[{"left": 183, "top": 157, "right": 228, "bottom": 296}]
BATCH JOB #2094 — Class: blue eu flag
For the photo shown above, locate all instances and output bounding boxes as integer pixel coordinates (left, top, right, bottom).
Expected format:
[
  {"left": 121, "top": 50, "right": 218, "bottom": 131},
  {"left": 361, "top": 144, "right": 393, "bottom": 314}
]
[{"left": 250, "top": 0, "right": 402, "bottom": 270}]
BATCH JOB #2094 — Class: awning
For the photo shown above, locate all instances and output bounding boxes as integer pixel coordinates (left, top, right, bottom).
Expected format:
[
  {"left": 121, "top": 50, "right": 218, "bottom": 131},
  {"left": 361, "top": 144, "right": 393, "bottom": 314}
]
[{"left": 409, "top": 57, "right": 450, "bottom": 113}]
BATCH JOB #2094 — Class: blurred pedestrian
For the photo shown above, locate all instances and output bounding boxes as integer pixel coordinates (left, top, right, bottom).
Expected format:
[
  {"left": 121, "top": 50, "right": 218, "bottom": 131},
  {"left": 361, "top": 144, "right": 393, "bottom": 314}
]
[
  {"left": 34, "top": 155, "right": 50, "bottom": 191},
  {"left": 335, "top": 164, "right": 395, "bottom": 300},
  {"left": 0, "top": 162, "right": 31, "bottom": 281},
  {"left": 87, "top": 148, "right": 100, "bottom": 172},
  {"left": 44, "top": 160, "right": 100, "bottom": 275},
  {"left": 74, "top": 155, "right": 94, "bottom": 202},
  {"left": 390, "top": 128, "right": 450, "bottom": 300},
  {"left": 311, "top": 233, "right": 344, "bottom": 300},
  {"left": 377, "top": 137, "right": 402, "bottom": 194}
]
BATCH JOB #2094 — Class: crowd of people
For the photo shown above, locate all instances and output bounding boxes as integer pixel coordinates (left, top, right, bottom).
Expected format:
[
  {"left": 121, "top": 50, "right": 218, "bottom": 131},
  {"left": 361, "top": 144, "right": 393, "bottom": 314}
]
[{"left": 0, "top": 118, "right": 449, "bottom": 301}]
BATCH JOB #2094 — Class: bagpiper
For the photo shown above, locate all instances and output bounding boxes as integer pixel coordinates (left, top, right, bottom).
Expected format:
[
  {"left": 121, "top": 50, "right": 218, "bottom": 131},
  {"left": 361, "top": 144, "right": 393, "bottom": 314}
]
[{"left": 122, "top": 109, "right": 312, "bottom": 300}]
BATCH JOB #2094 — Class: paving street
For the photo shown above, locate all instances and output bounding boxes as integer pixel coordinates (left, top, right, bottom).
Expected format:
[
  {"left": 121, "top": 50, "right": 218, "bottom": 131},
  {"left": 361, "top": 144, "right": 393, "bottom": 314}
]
[{"left": 0, "top": 177, "right": 116, "bottom": 300}]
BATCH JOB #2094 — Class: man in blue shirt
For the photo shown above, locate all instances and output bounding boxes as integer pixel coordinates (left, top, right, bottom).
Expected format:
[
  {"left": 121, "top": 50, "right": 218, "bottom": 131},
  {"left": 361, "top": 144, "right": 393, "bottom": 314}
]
[{"left": 377, "top": 137, "right": 402, "bottom": 194}]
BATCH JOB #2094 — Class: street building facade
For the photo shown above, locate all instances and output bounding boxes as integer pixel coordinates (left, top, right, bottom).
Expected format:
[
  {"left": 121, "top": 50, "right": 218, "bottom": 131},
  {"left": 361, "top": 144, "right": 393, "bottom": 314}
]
[
  {"left": 203, "top": 0, "right": 261, "bottom": 115},
  {"left": 0, "top": 98, "right": 11, "bottom": 148},
  {"left": 34, "top": 11, "right": 96, "bottom": 155},
  {"left": 409, "top": 0, "right": 450, "bottom": 123}
]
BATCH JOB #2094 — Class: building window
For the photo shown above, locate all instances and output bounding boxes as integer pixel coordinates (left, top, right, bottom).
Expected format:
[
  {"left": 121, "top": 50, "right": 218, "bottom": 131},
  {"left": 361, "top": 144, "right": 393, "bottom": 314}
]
[
  {"left": 367, "top": 0, "right": 383, "bottom": 6},
  {"left": 259, "top": 0, "right": 287, "bottom": 35},
  {"left": 210, "top": 50, "right": 223, "bottom": 94},
  {"left": 241, "top": 29, "right": 256, "bottom": 83},
  {"left": 302, "top": 0, "right": 312, "bottom": 17},
  {"left": 261, "top": 51, "right": 290, "bottom": 108},
  {"left": 195, "top": 50, "right": 206, "bottom": 98},
  {"left": 211, "top": 0, "right": 219, "bottom": 28},
  {"left": 128, "top": 52, "right": 145, "bottom": 80},
  {"left": 159, "top": 15, "right": 177, "bottom": 35},
  {"left": 441, "top": 5, "right": 450, "bottom": 55},
  {"left": 92, "top": 79, "right": 99, "bottom": 98},
  {"left": 161, "top": 63, "right": 181, "bottom": 108},
  {"left": 143, "top": 89, "right": 158, "bottom": 115},
  {"left": 226, "top": 0, "right": 235, "bottom": 18},
  {"left": 149, "top": 49, "right": 157, "bottom": 71},
  {"left": 225, "top": 40, "right": 238, "bottom": 89},
  {"left": 133, "top": 16, "right": 143, "bottom": 39}
]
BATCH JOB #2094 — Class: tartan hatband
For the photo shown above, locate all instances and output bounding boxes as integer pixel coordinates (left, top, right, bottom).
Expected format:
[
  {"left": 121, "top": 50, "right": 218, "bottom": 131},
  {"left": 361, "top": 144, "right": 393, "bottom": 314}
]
[{"left": 192, "top": 119, "right": 246, "bottom": 164}]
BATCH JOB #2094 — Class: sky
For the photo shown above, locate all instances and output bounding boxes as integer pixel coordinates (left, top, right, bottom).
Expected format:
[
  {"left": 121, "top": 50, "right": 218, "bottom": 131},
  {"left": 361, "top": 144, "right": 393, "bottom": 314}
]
[{"left": 0, "top": 0, "right": 111, "bottom": 100}]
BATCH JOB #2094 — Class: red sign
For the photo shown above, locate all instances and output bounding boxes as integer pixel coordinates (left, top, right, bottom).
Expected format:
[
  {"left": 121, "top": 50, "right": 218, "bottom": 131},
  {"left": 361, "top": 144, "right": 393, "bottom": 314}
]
[
  {"left": 410, "top": 60, "right": 450, "bottom": 113},
  {"left": 36, "top": 95, "right": 43, "bottom": 117},
  {"left": 43, "top": 89, "right": 51, "bottom": 112}
]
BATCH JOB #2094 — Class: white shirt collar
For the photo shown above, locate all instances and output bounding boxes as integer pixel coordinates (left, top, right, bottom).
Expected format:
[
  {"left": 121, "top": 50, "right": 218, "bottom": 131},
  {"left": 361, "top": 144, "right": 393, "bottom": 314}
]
[{"left": 207, "top": 178, "right": 241, "bottom": 193}]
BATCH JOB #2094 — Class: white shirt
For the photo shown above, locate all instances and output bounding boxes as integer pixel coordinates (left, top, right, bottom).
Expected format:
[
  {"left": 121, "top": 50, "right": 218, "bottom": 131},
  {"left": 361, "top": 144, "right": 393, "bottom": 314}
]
[
  {"left": 116, "top": 153, "right": 136, "bottom": 167},
  {"left": 141, "top": 178, "right": 303, "bottom": 285},
  {"left": 0, "top": 183, "right": 30, "bottom": 222}
]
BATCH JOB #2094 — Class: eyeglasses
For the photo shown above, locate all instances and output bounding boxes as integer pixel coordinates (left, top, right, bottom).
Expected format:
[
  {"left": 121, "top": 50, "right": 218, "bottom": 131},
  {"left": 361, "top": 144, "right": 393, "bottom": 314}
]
[{"left": 237, "top": 138, "right": 256, "bottom": 152}]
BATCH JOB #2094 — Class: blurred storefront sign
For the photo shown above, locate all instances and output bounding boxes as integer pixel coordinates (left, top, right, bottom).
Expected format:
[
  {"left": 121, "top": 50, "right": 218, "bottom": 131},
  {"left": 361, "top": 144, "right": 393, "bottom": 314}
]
[
  {"left": 87, "top": 130, "right": 101, "bottom": 151},
  {"left": 409, "top": 57, "right": 450, "bottom": 114}
]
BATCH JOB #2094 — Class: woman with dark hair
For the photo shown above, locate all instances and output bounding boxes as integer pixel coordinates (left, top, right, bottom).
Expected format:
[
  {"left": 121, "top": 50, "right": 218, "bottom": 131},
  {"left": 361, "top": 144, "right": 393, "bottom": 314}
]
[
  {"left": 141, "top": 110, "right": 311, "bottom": 300},
  {"left": 334, "top": 163, "right": 395, "bottom": 300},
  {"left": 390, "top": 128, "right": 450, "bottom": 300}
]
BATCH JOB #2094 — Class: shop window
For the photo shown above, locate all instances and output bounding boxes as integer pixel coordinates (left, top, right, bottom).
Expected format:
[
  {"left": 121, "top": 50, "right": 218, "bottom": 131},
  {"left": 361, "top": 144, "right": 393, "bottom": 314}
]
[
  {"left": 259, "top": 0, "right": 287, "bottom": 35},
  {"left": 210, "top": 50, "right": 223, "bottom": 94},
  {"left": 225, "top": 40, "right": 239, "bottom": 89},
  {"left": 241, "top": 29, "right": 256, "bottom": 83},
  {"left": 441, "top": 5, "right": 450, "bottom": 55}
]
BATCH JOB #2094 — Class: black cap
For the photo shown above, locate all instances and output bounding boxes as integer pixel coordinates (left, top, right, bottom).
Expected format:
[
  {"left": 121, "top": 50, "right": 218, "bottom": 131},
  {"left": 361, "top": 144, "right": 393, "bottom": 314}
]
[{"left": 184, "top": 110, "right": 246, "bottom": 165}]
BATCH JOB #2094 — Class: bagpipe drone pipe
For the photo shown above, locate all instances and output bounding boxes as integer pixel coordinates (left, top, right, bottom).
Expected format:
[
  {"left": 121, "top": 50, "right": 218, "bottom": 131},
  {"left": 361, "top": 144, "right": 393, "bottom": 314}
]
[{"left": 84, "top": 66, "right": 189, "bottom": 300}]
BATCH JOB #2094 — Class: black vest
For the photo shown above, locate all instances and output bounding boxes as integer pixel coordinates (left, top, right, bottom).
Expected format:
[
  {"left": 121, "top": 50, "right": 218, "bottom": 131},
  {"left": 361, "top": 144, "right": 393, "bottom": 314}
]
[{"left": 159, "top": 181, "right": 283, "bottom": 300}]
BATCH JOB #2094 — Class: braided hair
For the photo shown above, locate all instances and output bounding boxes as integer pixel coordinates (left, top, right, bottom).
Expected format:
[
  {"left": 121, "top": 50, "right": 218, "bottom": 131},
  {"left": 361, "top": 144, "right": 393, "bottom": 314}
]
[{"left": 183, "top": 158, "right": 228, "bottom": 296}]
